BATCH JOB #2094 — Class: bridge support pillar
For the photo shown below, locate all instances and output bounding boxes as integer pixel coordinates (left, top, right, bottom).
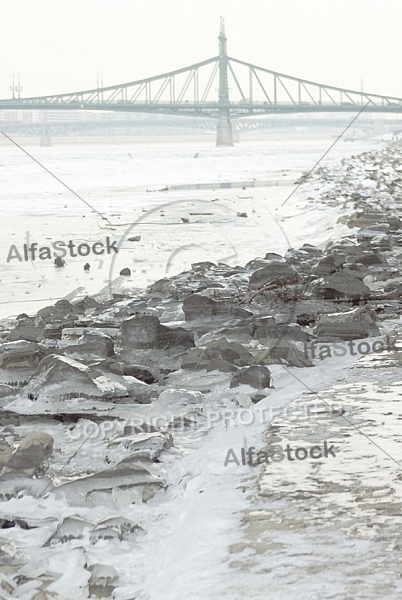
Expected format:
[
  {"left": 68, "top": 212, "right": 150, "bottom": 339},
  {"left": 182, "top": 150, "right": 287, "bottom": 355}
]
[
  {"left": 216, "top": 19, "right": 233, "bottom": 147},
  {"left": 40, "top": 135, "right": 52, "bottom": 147},
  {"left": 216, "top": 114, "right": 233, "bottom": 146}
]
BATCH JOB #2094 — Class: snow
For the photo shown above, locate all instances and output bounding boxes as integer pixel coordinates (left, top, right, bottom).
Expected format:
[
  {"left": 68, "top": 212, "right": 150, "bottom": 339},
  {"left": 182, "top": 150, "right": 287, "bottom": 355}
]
[{"left": 0, "top": 133, "right": 398, "bottom": 599}]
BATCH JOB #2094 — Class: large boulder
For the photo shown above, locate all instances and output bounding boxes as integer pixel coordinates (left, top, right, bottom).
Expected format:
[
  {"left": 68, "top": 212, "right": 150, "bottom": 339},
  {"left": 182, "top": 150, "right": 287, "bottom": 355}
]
[
  {"left": 80, "top": 300, "right": 158, "bottom": 329},
  {"left": 107, "top": 431, "right": 173, "bottom": 460},
  {"left": 181, "top": 348, "right": 237, "bottom": 372},
  {"left": 181, "top": 338, "right": 253, "bottom": 372},
  {"left": 230, "top": 366, "right": 272, "bottom": 389},
  {"left": 118, "top": 315, "right": 193, "bottom": 351},
  {"left": 0, "top": 384, "right": 15, "bottom": 398},
  {"left": 53, "top": 458, "right": 165, "bottom": 506},
  {"left": 2, "top": 432, "right": 53, "bottom": 477},
  {"left": 63, "top": 330, "right": 114, "bottom": 363},
  {"left": 115, "top": 315, "right": 194, "bottom": 370},
  {"left": 315, "top": 306, "right": 379, "bottom": 342},
  {"left": 37, "top": 299, "right": 79, "bottom": 322},
  {"left": 356, "top": 224, "right": 389, "bottom": 242},
  {"left": 254, "top": 323, "right": 311, "bottom": 343},
  {"left": 121, "top": 365, "right": 157, "bottom": 384},
  {"left": 312, "top": 271, "right": 371, "bottom": 301},
  {"left": 255, "top": 339, "right": 313, "bottom": 368},
  {"left": 0, "top": 439, "right": 12, "bottom": 471},
  {"left": 7, "top": 316, "right": 45, "bottom": 342},
  {"left": 312, "top": 255, "right": 340, "bottom": 277},
  {"left": 182, "top": 295, "right": 218, "bottom": 320},
  {"left": 0, "top": 341, "right": 42, "bottom": 369},
  {"left": 182, "top": 294, "right": 251, "bottom": 322},
  {"left": 0, "top": 340, "right": 43, "bottom": 388},
  {"left": 249, "top": 264, "right": 298, "bottom": 289},
  {"left": 25, "top": 354, "right": 128, "bottom": 401}
]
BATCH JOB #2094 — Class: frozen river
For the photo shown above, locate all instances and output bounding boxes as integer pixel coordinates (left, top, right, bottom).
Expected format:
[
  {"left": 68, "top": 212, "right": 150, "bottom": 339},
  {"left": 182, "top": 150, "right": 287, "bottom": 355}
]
[{"left": 0, "top": 135, "right": 381, "bottom": 320}]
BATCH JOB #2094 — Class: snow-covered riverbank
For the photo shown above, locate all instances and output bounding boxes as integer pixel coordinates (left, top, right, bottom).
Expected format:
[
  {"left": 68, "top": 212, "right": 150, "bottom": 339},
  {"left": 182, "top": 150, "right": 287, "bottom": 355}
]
[{"left": 1, "top": 135, "right": 402, "bottom": 599}]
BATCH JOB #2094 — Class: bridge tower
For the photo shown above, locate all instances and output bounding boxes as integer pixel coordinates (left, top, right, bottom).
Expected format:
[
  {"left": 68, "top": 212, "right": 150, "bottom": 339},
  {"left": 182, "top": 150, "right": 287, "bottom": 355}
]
[{"left": 216, "top": 18, "right": 234, "bottom": 147}]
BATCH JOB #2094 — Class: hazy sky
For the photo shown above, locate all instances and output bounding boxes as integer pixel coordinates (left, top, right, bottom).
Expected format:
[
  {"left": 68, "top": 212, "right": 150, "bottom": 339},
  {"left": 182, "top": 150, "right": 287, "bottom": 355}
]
[{"left": 1, "top": 1, "right": 402, "bottom": 99}]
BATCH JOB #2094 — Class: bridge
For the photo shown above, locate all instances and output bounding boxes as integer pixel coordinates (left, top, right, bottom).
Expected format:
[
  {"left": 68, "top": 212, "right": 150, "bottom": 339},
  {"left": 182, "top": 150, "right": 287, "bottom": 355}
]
[
  {"left": 1, "top": 18, "right": 402, "bottom": 146},
  {"left": 0, "top": 116, "right": 390, "bottom": 139}
]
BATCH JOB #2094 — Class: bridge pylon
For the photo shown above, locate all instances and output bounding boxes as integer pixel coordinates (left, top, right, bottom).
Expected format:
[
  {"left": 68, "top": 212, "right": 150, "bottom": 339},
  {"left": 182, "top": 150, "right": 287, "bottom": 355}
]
[{"left": 216, "top": 18, "right": 234, "bottom": 147}]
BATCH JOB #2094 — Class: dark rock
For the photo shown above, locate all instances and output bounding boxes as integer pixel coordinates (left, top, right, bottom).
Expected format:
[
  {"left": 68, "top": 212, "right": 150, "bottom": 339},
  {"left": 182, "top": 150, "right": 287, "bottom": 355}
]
[
  {"left": 16, "top": 313, "right": 30, "bottom": 320},
  {"left": 356, "top": 252, "right": 384, "bottom": 266},
  {"left": 347, "top": 211, "right": 384, "bottom": 229},
  {"left": 72, "top": 296, "right": 99, "bottom": 313},
  {"left": 0, "top": 384, "right": 15, "bottom": 398},
  {"left": 107, "top": 431, "right": 173, "bottom": 460},
  {"left": 181, "top": 338, "right": 253, "bottom": 371},
  {"left": 206, "top": 359, "right": 237, "bottom": 373},
  {"left": 191, "top": 261, "right": 217, "bottom": 271},
  {"left": 120, "top": 268, "right": 131, "bottom": 276},
  {"left": 245, "top": 258, "right": 276, "bottom": 271},
  {"left": 182, "top": 295, "right": 216, "bottom": 320},
  {"left": 182, "top": 294, "right": 251, "bottom": 322},
  {"left": 313, "top": 272, "right": 371, "bottom": 301},
  {"left": 78, "top": 300, "right": 157, "bottom": 329},
  {"left": 90, "top": 357, "right": 124, "bottom": 375},
  {"left": 230, "top": 366, "right": 272, "bottom": 389},
  {"left": 315, "top": 306, "right": 379, "bottom": 341},
  {"left": 118, "top": 315, "right": 193, "bottom": 351},
  {"left": 0, "top": 439, "right": 12, "bottom": 470},
  {"left": 384, "top": 281, "right": 401, "bottom": 293},
  {"left": 299, "top": 244, "right": 323, "bottom": 257},
  {"left": 341, "top": 265, "right": 370, "bottom": 280},
  {"left": 254, "top": 323, "right": 311, "bottom": 342},
  {"left": 7, "top": 317, "right": 45, "bottom": 343},
  {"left": 0, "top": 340, "right": 43, "bottom": 387},
  {"left": 0, "top": 518, "right": 33, "bottom": 530},
  {"left": 148, "top": 278, "right": 169, "bottom": 294},
  {"left": 357, "top": 224, "right": 390, "bottom": 242},
  {"left": 296, "top": 313, "right": 315, "bottom": 327},
  {"left": 26, "top": 354, "right": 129, "bottom": 401},
  {"left": 124, "top": 423, "right": 160, "bottom": 435},
  {"left": 0, "top": 341, "right": 42, "bottom": 370},
  {"left": 264, "top": 252, "right": 284, "bottom": 261},
  {"left": 53, "top": 458, "right": 165, "bottom": 505},
  {"left": 249, "top": 264, "right": 298, "bottom": 289},
  {"left": 42, "top": 324, "right": 66, "bottom": 340},
  {"left": 385, "top": 215, "right": 401, "bottom": 230},
  {"left": 122, "top": 365, "right": 157, "bottom": 384},
  {"left": 3, "top": 432, "right": 53, "bottom": 477},
  {"left": 116, "top": 315, "right": 194, "bottom": 369},
  {"left": 370, "top": 234, "right": 391, "bottom": 252},
  {"left": 37, "top": 300, "right": 78, "bottom": 322},
  {"left": 63, "top": 330, "right": 114, "bottom": 363},
  {"left": 254, "top": 339, "right": 313, "bottom": 368},
  {"left": 312, "top": 255, "right": 340, "bottom": 277}
]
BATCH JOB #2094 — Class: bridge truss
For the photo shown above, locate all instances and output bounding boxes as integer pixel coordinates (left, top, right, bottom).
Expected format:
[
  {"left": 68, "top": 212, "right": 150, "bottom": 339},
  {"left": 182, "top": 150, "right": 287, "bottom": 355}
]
[{"left": 1, "top": 19, "right": 402, "bottom": 145}]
